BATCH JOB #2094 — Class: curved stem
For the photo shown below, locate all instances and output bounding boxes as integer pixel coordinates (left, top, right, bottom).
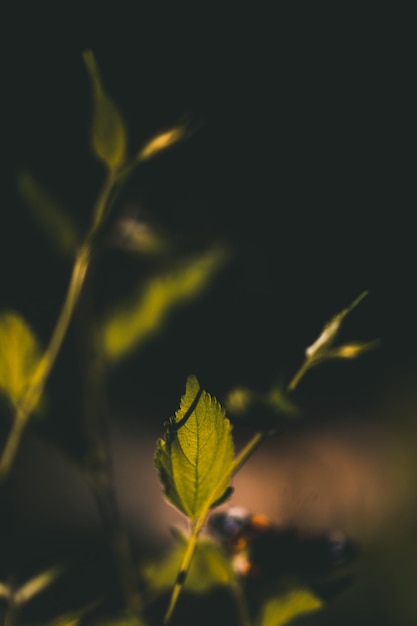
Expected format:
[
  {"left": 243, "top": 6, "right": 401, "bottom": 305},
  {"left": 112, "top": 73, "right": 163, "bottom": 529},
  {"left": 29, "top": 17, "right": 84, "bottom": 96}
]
[
  {"left": 231, "top": 430, "right": 269, "bottom": 475},
  {"left": 79, "top": 278, "right": 141, "bottom": 613},
  {"left": 163, "top": 521, "right": 201, "bottom": 624},
  {"left": 0, "top": 163, "right": 128, "bottom": 480},
  {"left": 0, "top": 245, "right": 90, "bottom": 478}
]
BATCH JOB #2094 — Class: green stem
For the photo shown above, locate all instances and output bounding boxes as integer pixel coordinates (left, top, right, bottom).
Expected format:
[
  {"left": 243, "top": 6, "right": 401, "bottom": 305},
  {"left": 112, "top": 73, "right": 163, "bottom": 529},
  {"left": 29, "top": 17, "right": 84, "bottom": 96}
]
[
  {"left": 163, "top": 521, "right": 202, "bottom": 624},
  {"left": 287, "top": 360, "right": 311, "bottom": 392},
  {"left": 231, "top": 430, "right": 269, "bottom": 475},
  {"left": 0, "top": 162, "right": 132, "bottom": 480},
  {"left": 0, "top": 245, "right": 90, "bottom": 479},
  {"left": 228, "top": 359, "right": 309, "bottom": 481},
  {"left": 4, "top": 599, "right": 19, "bottom": 626},
  {"left": 79, "top": 280, "right": 141, "bottom": 614}
]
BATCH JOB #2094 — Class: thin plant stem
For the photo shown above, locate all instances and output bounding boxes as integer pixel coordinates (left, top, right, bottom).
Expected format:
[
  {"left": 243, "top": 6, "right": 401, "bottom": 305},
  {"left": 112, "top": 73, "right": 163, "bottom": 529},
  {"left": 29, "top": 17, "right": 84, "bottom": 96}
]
[
  {"left": 163, "top": 512, "right": 207, "bottom": 625},
  {"left": 0, "top": 162, "right": 139, "bottom": 480},
  {"left": 78, "top": 279, "right": 141, "bottom": 614},
  {"left": 287, "top": 360, "right": 311, "bottom": 392},
  {"left": 0, "top": 244, "right": 90, "bottom": 478},
  {"left": 163, "top": 524, "right": 200, "bottom": 624},
  {"left": 231, "top": 430, "right": 269, "bottom": 475},
  {"left": 4, "top": 600, "right": 19, "bottom": 626}
]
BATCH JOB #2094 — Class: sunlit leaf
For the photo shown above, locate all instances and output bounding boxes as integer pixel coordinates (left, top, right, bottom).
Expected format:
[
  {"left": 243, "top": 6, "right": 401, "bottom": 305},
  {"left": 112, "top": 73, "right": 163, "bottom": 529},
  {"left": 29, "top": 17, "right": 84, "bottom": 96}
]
[
  {"left": 101, "top": 246, "right": 227, "bottom": 362},
  {"left": 14, "top": 564, "right": 63, "bottom": 605},
  {"left": 143, "top": 534, "right": 234, "bottom": 593},
  {"left": 289, "top": 291, "right": 378, "bottom": 390},
  {"left": 155, "top": 375, "right": 234, "bottom": 522},
  {"left": 137, "top": 124, "right": 186, "bottom": 162},
  {"left": 305, "top": 291, "right": 368, "bottom": 360},
  {"left": 83, "top": 50, "right": 127, "bottom": 170},
  {"left": 326, "top": 339, "right": 380, "bottom": 360},
  {"left": 0, "top": 312, "right": 42, "bottom": 410},
  {"left": 257, "top": 588, "right": 323, "bottom": 626},
  {"left": 18, "top": 171, "right": 79, "bottom": 258}
]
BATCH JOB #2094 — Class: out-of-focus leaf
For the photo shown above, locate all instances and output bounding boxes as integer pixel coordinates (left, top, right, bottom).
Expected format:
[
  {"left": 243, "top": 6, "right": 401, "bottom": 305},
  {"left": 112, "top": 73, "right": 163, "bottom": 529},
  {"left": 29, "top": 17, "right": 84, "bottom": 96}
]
[
  {"left": 155, "top": 375, "right": 234, "bottom": 523},
  {"left": 14, "top": 565, "right": 63, "bottom": 605},
  {"left": 98, "top": 614, "right": 147, "bottom": 626},
  {"left": 38, "top": 601, "right": 102, "bottom": 626},
  {"left": 83, "top": 50, "right": 127, "bottom": 170},
  {"left": 143, "top": 535, "right": 234, "bottom": 593},
  {"left": 326, "top": 339, "right": 381, "bottom": 360},
  {"left": 111, "top": 216, "right": 169, "bottom": 255},
  {"left": 18, "top": 171, "right": 79, "bottom": 257},
  {"left": 0, "top": 581, "right": 10, "bottom": 599},
  {"left": 305, "top": 291, "right": 368, "bottom": 361},
  {"left": 267, "top": 383, "right": 299, "bottom": 417},
  {"left": 101, "top": 246, "right": 228, "bottom": 362},
  {"left": 0, "top": 312, "right": 42, "bottom": 410},
  {"left": 256, "top": 588, "right": 323, "bottom": 626},
  {"left": 289, "top": 291, "right": 378, "bottom": 390},
  {"left": 137, "top": 125, "right": 186, "bottom": 162},
  {"left": 225, "top": 382, "right": 299, "bottom": 430},
  {"left": 42, "top": 618, "right": 81, "bottom": 626}
]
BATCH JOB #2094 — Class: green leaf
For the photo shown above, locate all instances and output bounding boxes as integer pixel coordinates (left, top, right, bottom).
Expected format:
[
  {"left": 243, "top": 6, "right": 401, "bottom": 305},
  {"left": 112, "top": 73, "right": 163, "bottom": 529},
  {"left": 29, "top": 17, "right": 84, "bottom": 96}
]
[
  {"left": 83, "top": 49, "right": 127, "bottom": 170},
  {"left": 0, "top": 581, "right": 10, "bottom": 599},
  {"left": 305, "top": 291, "right": 369, "bottom": 361},
  {"left": 325, "top": 339, "right": 381, "bottom": 360},
  {"left": 256, "top": 588, "right": 323, "bottom": 626},
  {"left": 101, "top": 246, "right": 228, "bottom": 363},
  {"left": 155, "top": 375, "right": 234, "bottom": 523},
  {"left": 143, "top": 534, "right": 234, "bottom": 593},
  {"left": 0, "top": 312, "right": 42, "bottom": 410},
  {"left": 18, "top": 171, "right": 79, "bottom": 258},
  {"left": 14, "top": 564, "right": 63, "bottom": 606},
  {"left": 137, "top": 124, "right": 186, "bottom": 162}
]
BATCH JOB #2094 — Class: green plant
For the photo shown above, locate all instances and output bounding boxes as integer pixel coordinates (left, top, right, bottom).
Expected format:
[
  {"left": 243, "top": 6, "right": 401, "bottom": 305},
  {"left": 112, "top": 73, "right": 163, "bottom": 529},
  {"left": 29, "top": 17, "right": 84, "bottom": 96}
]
[{"left": 0, "top": 51, "right": 378, "bottom": 626}]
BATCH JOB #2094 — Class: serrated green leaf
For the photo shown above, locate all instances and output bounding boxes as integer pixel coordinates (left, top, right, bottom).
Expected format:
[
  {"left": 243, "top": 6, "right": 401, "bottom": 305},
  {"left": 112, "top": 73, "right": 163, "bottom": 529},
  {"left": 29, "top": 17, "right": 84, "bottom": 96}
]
[
  {"left": 83, "top": 50, "right": 127, "bottom": 170},
  {"left": 155, "top": 375, "right": 234, "bottom": 523},
  {"left": 257, "top": 588, "right": 323, "bottom": 626},
  {"left": 143, "top": 535, "right": 234, "bottom": 593},
  {"left": 101, "top": 246, "right": 227, "bottom": 362},
  {"left": 18, "top": 171, "right": 79, "bottom": 258},
  {"left": 0, "top": 312, "right": 42, "bottom": 410}
]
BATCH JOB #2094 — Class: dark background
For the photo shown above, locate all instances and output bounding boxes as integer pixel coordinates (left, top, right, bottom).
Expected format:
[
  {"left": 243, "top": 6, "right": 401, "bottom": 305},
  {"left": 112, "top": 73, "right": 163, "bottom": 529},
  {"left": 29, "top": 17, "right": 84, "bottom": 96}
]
[{"left": 1, "top": 4, "right": 417, "bottom": 625}]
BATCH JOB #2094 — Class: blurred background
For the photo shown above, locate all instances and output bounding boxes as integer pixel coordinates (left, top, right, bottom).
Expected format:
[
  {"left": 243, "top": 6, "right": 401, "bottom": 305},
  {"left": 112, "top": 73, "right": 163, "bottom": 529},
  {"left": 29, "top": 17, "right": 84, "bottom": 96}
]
[{"left": 1, "top": 4, "right": 417, "bottom": 625}]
